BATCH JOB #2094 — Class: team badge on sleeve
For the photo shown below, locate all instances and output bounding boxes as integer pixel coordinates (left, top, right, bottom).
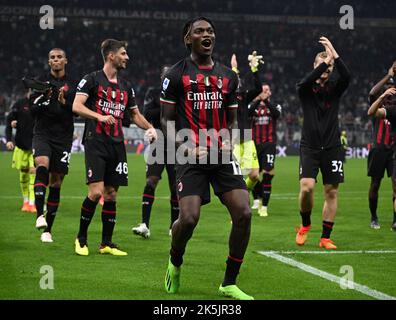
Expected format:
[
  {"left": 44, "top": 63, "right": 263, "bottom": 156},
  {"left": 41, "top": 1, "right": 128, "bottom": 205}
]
[
  {"left": 77, "top": 79, "right": 87, "bottom": 90},
  {"left": 162, "top": 78, "right": 170, "bottom": 91}
]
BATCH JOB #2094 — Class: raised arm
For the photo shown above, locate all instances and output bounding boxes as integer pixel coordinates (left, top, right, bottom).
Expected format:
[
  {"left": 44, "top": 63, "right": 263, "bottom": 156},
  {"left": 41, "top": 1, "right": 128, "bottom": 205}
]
[
  {"left": 319, "top": 36, "right": 350, "bottom": 94},
  {"left": 369, "top": 61, "right": 396, "bottom": 99},
  {"left": 367, "top": 87, "right": 396, "bottom": 118}
]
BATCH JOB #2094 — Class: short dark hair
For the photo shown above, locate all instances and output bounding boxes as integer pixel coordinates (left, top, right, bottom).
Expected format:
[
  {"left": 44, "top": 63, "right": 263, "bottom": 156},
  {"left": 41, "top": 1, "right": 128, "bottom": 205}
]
[
  {"left": 48, "top": 48, "right": 66, "bottom": 58},
  {"left": 101, "top": 39, "right": 128, "bottom": 61},
  {"left": 182, "top": 17, "right": 215, "bottom": 50}
]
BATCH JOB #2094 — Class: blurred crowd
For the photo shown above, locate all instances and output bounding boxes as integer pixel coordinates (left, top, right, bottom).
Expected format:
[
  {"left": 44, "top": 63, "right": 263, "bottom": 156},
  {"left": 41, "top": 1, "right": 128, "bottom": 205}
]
[{"left": 0, "top": 0, "right": 395, "bottom": 146}]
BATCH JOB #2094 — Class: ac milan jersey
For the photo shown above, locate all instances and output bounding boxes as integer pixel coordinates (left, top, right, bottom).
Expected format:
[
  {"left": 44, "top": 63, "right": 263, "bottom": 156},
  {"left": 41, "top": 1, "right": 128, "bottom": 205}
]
[
  {"left": 251, "top": 99, "right": 281, "bottom": 144},
  {"left": 297, "top": 58, "right": 350, "bottom": 149},
  {"left": 76, "top": 70, "right": 137, "bottom": 144},
  {"left": 160, "top": 57, "right": 238, "bottom": 148},
  {"left": 30, "top": 73, "right": 75, "bottom": 143},
  {"left": 369, "top": 95, "right": 395, "bottom": 148}
]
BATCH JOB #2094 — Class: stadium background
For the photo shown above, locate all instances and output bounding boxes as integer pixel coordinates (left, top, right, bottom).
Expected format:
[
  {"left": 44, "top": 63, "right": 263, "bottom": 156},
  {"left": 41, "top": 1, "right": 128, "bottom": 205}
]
[{"left": 0, "top": 0, "right": 395, "bottom": 156}]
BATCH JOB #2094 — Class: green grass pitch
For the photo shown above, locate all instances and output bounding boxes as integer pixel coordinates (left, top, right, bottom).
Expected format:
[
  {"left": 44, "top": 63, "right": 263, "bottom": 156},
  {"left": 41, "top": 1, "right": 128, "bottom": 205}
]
[{"left": 1, "top": 152, "right": 395, "bottom": 300}]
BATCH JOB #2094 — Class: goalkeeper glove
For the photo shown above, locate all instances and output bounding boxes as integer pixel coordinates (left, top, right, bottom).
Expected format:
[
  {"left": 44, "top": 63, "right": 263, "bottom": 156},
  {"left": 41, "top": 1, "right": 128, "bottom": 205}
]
[{"left": 248, "top": 51, "right": 264, "bottom": 73}]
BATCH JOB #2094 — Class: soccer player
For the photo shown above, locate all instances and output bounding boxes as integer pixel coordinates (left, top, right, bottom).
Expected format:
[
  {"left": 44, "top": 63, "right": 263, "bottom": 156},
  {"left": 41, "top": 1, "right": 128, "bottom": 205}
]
[
  {"left": 161, "top": 17, "right": 253, "bottom": 300},
  {"left": 340, "top": 130, "right": 348, "bottom": 163},
  {"left": 249, "top": 84, "right": 282, "bottom": 217},
  {"left": 132, "top": 65, "right": 179, "bottom": 238},
  {"left": 295, "top": 37, "right": 350, "bottom": 250},
  {"left": 30, "top": 48, "right": 76, "bottom": 243},
  {"left": 230, "top": 53, "right": 263, "bottom": 209},
  {"left": 72, "top": 39, "right": 157, "bottom": 256},
  {"left": 366, "top": 62, "right": 396, "bottom": 229},
  {"left": 5, "top": 89, "right": 36, "bottom": 213},
  {"left": 367, "top": 82, "right": 396, "bottom": 231}
]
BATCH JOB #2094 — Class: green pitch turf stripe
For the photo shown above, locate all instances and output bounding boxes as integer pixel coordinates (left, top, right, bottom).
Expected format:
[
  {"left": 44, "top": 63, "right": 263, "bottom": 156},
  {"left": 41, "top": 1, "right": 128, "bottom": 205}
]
[{"left": 257, "top": 251, "right": 396, "bottom": 300}]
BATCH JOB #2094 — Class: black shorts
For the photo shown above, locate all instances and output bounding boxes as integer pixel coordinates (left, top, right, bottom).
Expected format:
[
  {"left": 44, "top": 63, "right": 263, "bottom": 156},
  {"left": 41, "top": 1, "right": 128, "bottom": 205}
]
[
  {"left": 145, "top": 143, "right": 175, "bottom": 181},
  {"left": 84, "top": 138, "right": 128, "bottom": 186},
  {"left": 175, "top": 162, "right": 246, "bottom": 205},
  {"left": 32, "top": 135, "right": 72, "bottom": 174},
  {"left": 256, "top": 142, "right": 276, "bottom": 172},
  {"left": 367, "top": 147, "right": 393, "bottom": 178},
  {"left": 299, "top": 146, "right": 345, "bottom": 185}
]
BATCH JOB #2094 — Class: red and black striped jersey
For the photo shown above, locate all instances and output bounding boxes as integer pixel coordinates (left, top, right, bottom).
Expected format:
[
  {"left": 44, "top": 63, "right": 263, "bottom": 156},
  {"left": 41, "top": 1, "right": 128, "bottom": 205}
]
[
  {"left": 369, "top": 94, "right": 395, "bottom": 148},
  {"left": 160, "top": 57, "right": 238, "bottom": 147},
  {"left": 250, "top": 99, "right": 281, "bottom": 144},
  {"left": 76, "top": 70, "right": 137, "bottom": 144},
  {"left": 371, "top": 118, "right": 393, "bottom": 148}
]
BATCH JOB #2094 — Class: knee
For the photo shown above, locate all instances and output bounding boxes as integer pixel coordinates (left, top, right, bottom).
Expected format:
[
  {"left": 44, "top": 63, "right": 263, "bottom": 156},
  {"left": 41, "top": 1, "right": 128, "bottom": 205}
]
[
  {"left": 300, "top": 182, "right": 314, "bottom": 197},
  {"left": 233, "top": 206, "right": 252, "bottom": 227},
  {"left": 88, "top": 188, "right": 103, "bottom": 202},
  {"left": 50, "top": 181, "right": 62, "bottom": 189},
  {"left": 179, "top": 212, "right": 199, "bottom": 231},
  {"left": 145, "top": 177, "right": 159, "bottom": 191},
  {"left": 325, "top": 188, "right": 338, "bottom": 200},
  {"left": 103, "top": 189, "right": 117, "bottom": 202},
  {"left": 49, "top": 174, "right": 64, "bottom": 189}
]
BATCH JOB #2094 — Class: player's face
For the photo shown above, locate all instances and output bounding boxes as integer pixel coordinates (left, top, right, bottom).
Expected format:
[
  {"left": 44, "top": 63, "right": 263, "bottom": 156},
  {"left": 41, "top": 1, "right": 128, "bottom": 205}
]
[
  {"left": 48, "top": 50, "right": 67, "bottom": 72},
  {"left": 187, "top": 20, "right": 215, "bottom": 56},
  {"left": 262, "top": 85, "right": 271, "bottom": 98},
  {"left": 314, "top": 57, "right": 334, "bottom": 81},
  {"left": 112, "top": 47, "right": 129, "bottom": 70}
]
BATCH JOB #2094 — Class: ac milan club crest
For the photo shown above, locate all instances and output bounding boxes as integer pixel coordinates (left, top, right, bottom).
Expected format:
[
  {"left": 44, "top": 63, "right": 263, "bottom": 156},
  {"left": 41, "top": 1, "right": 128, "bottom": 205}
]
[{"left": 217, "top": 78, "right": 223, "bottom": 89}]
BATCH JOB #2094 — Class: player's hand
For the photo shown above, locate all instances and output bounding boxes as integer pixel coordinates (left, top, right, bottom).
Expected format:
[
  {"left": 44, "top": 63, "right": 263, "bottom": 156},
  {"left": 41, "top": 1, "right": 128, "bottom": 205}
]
[
  {"left": 58, "top": 87, "right": 66, "bottom": 105},
  {"left": 6, "top": 141, "right": 14, "bottom": 151},
  {"left": 231, "top": 54, "right": 239, "bottom": 74},
  {"left": 145, "top": 127, "right": 157, "bottom": 143},
  {"left": 388, "top": 61, "right": 396, "bottom": 77},
  {"left": 319, "top": 36, "right": 338, "bottom": 60},
  {"left": 383, "top": 87, "right": 396, "bottom": 98},
  {"left": 248, "top": 51, "right": 264, "bottom": 72},
  {"left": 98, "top": 114, "right": 116, "bottom": 125},
  {"left": 191, "top": 146, "right": 208, "bottom": 160},
  {"left": 260, "top": 91, "right": 270, "bottom": 101},
  {"left": 11, "top": 120, "right": 17, "bottom": 128}
]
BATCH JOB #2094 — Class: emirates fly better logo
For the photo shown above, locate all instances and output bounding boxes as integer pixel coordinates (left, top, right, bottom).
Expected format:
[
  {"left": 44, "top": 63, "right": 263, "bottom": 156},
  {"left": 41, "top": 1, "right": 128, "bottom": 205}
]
[{"left": 187, "top": 76, "right": 224, "bottom": 110}]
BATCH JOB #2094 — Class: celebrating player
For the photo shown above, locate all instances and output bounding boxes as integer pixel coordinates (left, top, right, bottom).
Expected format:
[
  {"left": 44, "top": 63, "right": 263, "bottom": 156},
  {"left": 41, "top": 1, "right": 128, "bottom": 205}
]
[
  {"left": 72, "top": 39, "right": 157, "bottom": 256},
  {"left": 30, "top": 48, "right": 76, "bottom": 243},
  {"left": 5, "top": 88, "right": 36, "bottom": 213},
  {"left": 132, "top": 64, "right": 179, "bottom": 238},
  {"left": 367, "top": 80, "right": 396, "bottom": 231},
  {"left": 249, "top": 84, "right": 282, "bottom": 217},
  {"left": 366, "top": 62, "right": 396, "bottom": 229},
  {"left": 161, "top": 17, "right": 253, "bottom": 300},
  {"left": 230, "top": 52, "right": 263, "bottom": 209},
  {"left": 295, "top": 37, "right": 350, "bottom": 249}
]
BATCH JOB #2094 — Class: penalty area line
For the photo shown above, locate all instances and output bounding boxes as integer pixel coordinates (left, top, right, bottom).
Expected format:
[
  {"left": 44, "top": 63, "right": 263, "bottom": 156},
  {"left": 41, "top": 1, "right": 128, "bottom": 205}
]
[{"left": 257, "top": 251, "right": 396, "bottom": 300}]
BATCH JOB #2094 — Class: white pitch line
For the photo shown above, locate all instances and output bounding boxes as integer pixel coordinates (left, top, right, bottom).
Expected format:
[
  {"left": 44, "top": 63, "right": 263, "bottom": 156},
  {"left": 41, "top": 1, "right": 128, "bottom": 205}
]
[
  {"left": 257, "top": 251, "right": 396, "bottom": 300},
  {"left": 262, "top": 250, "right": 396, "bottom": 254}
]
